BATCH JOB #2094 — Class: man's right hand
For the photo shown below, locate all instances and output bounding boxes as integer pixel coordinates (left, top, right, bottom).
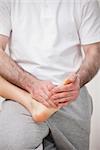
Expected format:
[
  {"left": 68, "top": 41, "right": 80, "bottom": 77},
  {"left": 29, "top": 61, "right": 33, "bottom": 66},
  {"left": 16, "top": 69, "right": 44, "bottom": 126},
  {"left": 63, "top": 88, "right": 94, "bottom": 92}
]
[
  {"left": 28, "top": 79, "right": 57, "bottom": 108},
  {"left": 0, "top": 35, "right": 56, "bottom": 109},
  {"left": 0, "top": 35, "right": 58, "bottom": 109}
]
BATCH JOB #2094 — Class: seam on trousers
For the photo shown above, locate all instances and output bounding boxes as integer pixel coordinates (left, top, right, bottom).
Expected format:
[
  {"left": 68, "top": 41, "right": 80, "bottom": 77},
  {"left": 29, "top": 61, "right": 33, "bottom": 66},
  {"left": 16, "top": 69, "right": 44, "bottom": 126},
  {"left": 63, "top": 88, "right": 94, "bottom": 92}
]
[{"left": 47, "top": 121, "right": 77, "bottom": 150}]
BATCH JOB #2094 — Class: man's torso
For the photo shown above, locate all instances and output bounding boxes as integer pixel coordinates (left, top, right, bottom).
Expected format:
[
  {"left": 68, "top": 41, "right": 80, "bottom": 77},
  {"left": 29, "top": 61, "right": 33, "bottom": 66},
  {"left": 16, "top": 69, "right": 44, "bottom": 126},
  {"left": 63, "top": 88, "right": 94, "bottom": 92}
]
[{"left": 9, "top": 0, "right": 85, "bottom": 84}]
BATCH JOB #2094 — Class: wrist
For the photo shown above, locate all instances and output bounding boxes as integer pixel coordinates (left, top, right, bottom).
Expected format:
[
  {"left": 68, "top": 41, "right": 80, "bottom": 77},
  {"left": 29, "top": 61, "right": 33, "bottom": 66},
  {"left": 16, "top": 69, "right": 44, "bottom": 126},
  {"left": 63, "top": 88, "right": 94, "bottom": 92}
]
[
  {"left": 76, "top": 72, "right": 83, "bottom": 88},
  {"left": 21, "top": 72, "right": 39, "bottom": 93}
]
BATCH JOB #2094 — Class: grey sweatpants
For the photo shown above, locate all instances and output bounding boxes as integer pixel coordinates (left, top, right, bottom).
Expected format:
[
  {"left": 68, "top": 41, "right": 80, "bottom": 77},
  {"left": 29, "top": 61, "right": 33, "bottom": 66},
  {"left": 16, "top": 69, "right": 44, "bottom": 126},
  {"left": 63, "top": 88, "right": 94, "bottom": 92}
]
[{"left": 0, "top": 86, "right": 93, "bottom": 150}]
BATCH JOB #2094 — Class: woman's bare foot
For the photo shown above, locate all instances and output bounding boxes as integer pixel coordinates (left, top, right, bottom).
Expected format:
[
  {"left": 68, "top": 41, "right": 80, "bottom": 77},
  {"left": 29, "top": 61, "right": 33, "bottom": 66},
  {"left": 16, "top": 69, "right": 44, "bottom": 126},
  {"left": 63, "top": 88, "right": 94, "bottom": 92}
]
[
  {"left": 0, "top": 76, "right": 58, "bottom": 123},
  {"left": 0, "top": 76, "right": 72, "bottom": 123},
  {"left": 29, "top": 78, "right": 72, "bottom": 123},
  {"left": 30, "top": 100, "right": 58, "bottom": 123}
]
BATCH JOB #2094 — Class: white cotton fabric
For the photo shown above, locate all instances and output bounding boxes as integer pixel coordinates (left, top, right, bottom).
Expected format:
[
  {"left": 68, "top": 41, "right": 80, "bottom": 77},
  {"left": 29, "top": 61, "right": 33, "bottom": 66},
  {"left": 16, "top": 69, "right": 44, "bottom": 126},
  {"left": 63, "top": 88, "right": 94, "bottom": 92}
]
[{"left": 0, "top": 0, "right": 100, "bottom": 84}]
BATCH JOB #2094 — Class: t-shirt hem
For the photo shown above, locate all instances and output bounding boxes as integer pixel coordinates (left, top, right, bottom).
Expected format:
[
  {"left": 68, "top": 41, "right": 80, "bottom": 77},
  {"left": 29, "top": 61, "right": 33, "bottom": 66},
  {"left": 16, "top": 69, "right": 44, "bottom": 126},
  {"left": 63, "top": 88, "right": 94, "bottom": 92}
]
[
  {"left": 0, "top": 29, "right": 10, "bottom": 37},
  {"left": 81, "top": 37, "right": 100, "bottom": 45}
]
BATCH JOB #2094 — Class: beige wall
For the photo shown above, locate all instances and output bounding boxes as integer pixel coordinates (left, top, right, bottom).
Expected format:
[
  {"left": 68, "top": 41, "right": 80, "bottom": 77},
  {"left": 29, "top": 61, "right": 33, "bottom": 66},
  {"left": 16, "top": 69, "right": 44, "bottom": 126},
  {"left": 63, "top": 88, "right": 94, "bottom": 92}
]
[
  {"left": 88, "top": 72, "right": 100, "bottom": 150},
  {"left": 88, "top": 1, "right": 100, "bottom": 150}
]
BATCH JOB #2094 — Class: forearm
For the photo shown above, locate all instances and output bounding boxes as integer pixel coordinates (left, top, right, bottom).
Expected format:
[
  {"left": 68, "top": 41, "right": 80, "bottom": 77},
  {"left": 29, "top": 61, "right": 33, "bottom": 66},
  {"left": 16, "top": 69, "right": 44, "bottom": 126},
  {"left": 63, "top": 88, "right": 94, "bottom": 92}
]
[
  {"left": 0, "top": 49, "right": 38, "bottom": 92},
  {"left": 0, "top": 76, "right": 58, "bottom": 122},
  {"left": 0, "top": 75, "right": 33, "bottom": 113},
  {"left": 77, "top": 43, "right": 100, "bottom": 87}
]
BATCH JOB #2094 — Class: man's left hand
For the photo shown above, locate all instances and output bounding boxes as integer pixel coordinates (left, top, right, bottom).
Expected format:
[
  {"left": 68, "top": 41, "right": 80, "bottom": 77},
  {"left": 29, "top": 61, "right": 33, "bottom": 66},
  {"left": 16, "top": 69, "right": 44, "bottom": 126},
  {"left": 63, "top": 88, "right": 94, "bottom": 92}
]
[{"left": 50, "top": 73, "right": 80, "bottom": 108}]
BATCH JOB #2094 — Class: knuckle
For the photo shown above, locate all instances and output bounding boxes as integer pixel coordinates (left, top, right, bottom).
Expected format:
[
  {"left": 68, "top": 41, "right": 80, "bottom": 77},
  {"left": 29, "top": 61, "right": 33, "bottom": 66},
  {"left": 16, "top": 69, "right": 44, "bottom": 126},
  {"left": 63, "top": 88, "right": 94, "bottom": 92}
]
[
  {"left": 64, "top": 98, "right": 68, "bottom": 102},
  {"left": 61, "top": 98, "right": 67, "bottom": 102},
  {"left": 63, "top": 92, "right": 66, "bottom": 97},
  {"left": 59, "top": 93, "right": 63, "bottom": 98}
]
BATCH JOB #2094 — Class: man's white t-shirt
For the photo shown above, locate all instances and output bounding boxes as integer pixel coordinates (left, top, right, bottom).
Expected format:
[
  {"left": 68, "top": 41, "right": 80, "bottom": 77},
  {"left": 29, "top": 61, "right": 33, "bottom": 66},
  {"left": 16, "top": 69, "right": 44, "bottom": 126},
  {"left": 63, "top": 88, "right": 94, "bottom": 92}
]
[{"left": 0, "top": 0, "right": 100, "bottom": 84}]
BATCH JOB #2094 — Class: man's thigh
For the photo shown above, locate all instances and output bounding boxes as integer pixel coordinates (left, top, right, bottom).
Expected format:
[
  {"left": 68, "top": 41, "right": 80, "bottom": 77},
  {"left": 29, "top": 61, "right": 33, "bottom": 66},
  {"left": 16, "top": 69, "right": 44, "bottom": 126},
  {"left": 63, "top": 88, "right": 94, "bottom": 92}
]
[
  {"left": 44, "top": 86, "right": 93, "bottom": 150},
  {"left": 0, "top": 100, "right": 49, "bottom": 150}
]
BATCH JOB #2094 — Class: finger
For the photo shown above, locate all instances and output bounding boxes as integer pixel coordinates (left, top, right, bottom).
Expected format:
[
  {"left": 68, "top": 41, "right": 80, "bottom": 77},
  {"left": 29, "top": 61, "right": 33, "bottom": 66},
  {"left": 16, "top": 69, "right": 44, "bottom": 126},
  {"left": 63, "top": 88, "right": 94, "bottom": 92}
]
[
  {"left": 51, "top": 91, "right": 78, "bottom": 100},
  {"left": 47, "top": 83, "right": 56, "bottom": 91},
  {"left": 64, "top": 73, "right": 77, "bottom": 84},
  {"left": 63, "top": 78, "right": 73, "bottom": 85},
  {"left": 39, "top": 90, "right": 57, "bottom": 108},
  {"left": 54, "top": 98, "right": 69, "bottom": 104},
  {"left": 42, "top": 87, "right": 52, "bottom": 98},
  {"left": 40, "top": 94, "right": 48, "bottom": 101},
  {"left": 39, "top": 94, "right": 53, "bottom": 108},
  {"left": 54, "top": 95, "right": 77, "bottom": 104},
  {"left": 42, "top": 100, "right": 52, "bottom": 108},
  {"left": 51, "top": 83, "right": 74, "bottom": 94},
  {"left": 32, "top": 95, "right": 50, "bottom": 108},
  {"left": 58, "top": 101, "right": 69, "bottom": 109},
  {"left": 39, "top": 89, "right": 49, "bottom": 100},
  {"left": 48, "top": 99, "right": 58, "bottom": 108},
  {"left": 51, "top": 92, "right": 68, "bottom": 100}
]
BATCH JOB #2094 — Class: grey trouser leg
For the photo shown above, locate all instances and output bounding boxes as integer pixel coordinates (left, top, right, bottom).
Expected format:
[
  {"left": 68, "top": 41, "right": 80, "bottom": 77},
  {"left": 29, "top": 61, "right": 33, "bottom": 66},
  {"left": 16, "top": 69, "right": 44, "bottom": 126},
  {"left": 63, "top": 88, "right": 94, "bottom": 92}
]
[
  {"left": 44, "top": 86, "right": 93, "bottom": 150},
  {"left": 0, "top": 100, "right": 49, "bottom": 150}
]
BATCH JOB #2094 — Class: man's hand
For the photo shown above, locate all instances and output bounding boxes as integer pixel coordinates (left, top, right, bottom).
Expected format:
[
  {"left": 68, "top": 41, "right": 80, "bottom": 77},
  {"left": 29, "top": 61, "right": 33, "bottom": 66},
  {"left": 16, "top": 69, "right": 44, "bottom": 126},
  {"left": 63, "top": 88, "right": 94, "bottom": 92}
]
[
  {"left": 50, "top": 73, "right": 80, "bottom": 108},
  {"left": 0, "top": 35, "right": 56, "bottom": 109},
  {"left": 29, "top": 79, "right": 57, "bottom": 108}
]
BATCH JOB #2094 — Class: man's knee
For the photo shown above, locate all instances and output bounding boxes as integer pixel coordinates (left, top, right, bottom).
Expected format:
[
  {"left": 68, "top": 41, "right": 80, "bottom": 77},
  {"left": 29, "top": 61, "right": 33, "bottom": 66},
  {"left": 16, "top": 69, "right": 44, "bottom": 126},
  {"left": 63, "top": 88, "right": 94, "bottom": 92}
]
[
  {"left": 0, "top": 129, "right": 43, "bottom": 150},
  {"left": 0, "top": 101, "right": 49, "bottom": 149}
]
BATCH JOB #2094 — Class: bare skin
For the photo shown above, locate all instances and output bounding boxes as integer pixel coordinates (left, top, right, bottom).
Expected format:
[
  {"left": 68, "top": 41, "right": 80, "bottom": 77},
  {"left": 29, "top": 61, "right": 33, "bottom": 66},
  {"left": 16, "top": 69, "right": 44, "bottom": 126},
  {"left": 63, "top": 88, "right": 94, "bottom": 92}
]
[
  {"left": 50, "top": 43, "right": 100, "bottom": 106},
  {"left": 0, "top": 35, "right": 56, "bottom": 108},
  {"left": 0, "top": 35, "right": 100, "bottom": 119},
  {"left": 0, "top": 76, "right": 72, "bottom": 123},
  {"left": 77, "top": 43, "right": 100, "bottom": 87}
]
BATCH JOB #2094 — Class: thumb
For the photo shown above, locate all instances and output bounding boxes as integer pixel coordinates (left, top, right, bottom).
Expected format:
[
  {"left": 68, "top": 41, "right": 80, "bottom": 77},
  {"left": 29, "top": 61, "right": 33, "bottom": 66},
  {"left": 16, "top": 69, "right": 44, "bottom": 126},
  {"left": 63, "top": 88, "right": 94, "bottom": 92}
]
[{"left": 64, "top": 73, "right": 77, "bottom": 85}]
